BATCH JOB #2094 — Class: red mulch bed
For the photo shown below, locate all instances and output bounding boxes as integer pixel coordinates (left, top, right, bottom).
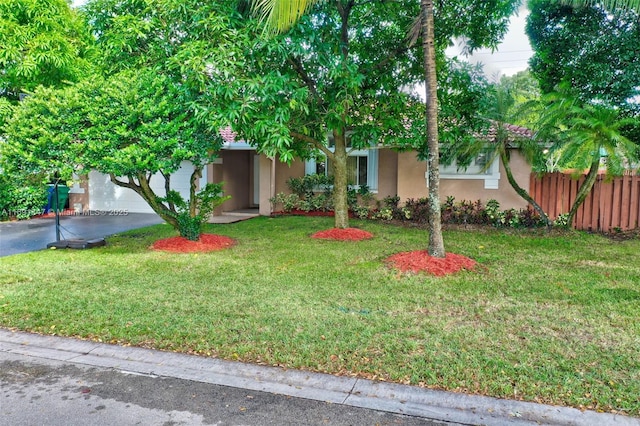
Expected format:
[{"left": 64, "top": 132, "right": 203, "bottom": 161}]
[
  {"left": 151, "top": 234, "right": 236, "bottom": 253},
  {"left": 386, "top": 251, "right": 476, "bottom": 276},
  {"left": 311, "top": 228, "right": 374, "bottom": 241}
]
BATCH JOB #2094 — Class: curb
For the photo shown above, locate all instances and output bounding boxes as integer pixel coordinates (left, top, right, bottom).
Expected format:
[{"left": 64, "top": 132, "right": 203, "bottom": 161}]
[{"left": 0, "top": 329, "right": 637, "bottom": 426}]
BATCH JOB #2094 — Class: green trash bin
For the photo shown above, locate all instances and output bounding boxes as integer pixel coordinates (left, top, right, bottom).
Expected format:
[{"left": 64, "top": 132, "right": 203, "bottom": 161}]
[{"left": 48, "top": 185, "right": 70, "bottom": 212}]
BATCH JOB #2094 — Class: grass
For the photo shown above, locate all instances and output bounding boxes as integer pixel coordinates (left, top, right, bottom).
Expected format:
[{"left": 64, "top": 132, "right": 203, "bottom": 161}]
[{"left": 1, "top": 215, "right": 639, "bottom": 416}]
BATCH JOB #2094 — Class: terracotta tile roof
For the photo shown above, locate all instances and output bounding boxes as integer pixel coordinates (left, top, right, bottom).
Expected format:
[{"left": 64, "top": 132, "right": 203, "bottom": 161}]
[
  {"left": 218, "top": 123, "right": 533, "bottom": 146},
  {"left": 219, "top": 126, "right": 240, "bottom": 143},
  {"left": 480, "top": 121, "right": 534, "bottom": 147},
  {"left": 499, "top": 123, "right": 534, "bottom": 139}
]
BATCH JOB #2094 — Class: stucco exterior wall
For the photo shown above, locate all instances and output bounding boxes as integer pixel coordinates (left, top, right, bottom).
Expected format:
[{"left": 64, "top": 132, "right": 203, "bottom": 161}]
[
  {"left": 395, "top": 151, "right": 429, "bottom": 203},
  {"left": 376, "top": 149, "right": 400, "bottom": 200},
  {"left": 274, "top": 158, "right": 305, "bottom": 195},
  {"left": 440, "top": 150, "right": 531, "bottom": 209},
  {"left": 251, "top": 148, "right": 532, "bottom": 215}
]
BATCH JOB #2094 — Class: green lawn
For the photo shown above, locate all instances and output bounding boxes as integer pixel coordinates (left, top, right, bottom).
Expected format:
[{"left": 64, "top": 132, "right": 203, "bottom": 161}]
[{"left": 1, "top": 216, "right": 639, "bottom": 416}]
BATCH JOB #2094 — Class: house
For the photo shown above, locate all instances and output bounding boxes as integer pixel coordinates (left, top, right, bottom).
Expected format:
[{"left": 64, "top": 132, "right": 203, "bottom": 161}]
[{"left": 68, "top": 125, "right": 534, "bottom": 216}]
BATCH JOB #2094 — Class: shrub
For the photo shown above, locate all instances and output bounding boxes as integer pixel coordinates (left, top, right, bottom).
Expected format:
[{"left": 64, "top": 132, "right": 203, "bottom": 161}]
[
  {"left": 270, "top": 193, "right": 301, "bottom": 212},
  {"left": 372, "top": 196, "right": 545, "bottom": 229},
  {"left": 353, "top": 205, "right": 371, "bottom": 219},
  {"left": 402, "top": 198, "right": 430, "bottom": 223},
  {"left": 287, "top": 174, "right": 333, "bottom": 198},
  {"left": 373, "top": 207, "right": 394, "bottom": 221},
  {"left": 0, "top": 175, "right": 47, "bottom": 221},
  {"left": 278, "top": 174, "right": 373, "bottom": 216},
  {"left": 162, "top": 183, "right": 230, "bottom": 241},
  {"left": 383, "top": 195, "right": 400, "bottom": 209},
  {"left": 553, "top": 213, "right": 570, "bottom": 228}
]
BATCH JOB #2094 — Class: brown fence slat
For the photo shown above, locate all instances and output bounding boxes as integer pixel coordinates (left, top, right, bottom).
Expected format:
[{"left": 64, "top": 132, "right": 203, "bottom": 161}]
[
  {"left": 610, "top": 176, "right": 622, "bottom": 230},
  {"left": 620, "top": 175, "right": 631, "bottom": 229},
  {"left": 629, "top": 176, "right": 640, "bottom": 229},
  {"left": 530, "top": 172, "right": 640, "bottom": 232}
]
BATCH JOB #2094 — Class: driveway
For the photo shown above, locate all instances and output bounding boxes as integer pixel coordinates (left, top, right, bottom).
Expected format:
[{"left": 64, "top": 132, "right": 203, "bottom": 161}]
[{"left": 0, "top": 212, "right": 164, "bottom": 257}]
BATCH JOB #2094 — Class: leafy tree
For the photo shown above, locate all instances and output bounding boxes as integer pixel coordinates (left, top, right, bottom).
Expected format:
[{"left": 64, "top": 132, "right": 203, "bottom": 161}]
[
  {"left": 251, "top": 0, "right": 519, "bottom": 257},
  {"left": 0, "top": 0, "right": 95, "bottom": 101},
  {"left": 496, "top": 70, "right": 542, "bottom": 123},
  {"left": 2, "top": 70, "right": 230, "bottom": 239},
  {"left": 238, "top": 0, "right": 426, "bottom": 230},
  {"left": 2, "top": 0, "right": 255, "bottom": 238},
  {"left": 0, "top": 0, "right": 95, "bottom": 218},
  {"left": 83, "top": 0, "right": 257, "bottom": 238},
  {"left": 527, "top": 0, "right": 640, "bottom": 113}
]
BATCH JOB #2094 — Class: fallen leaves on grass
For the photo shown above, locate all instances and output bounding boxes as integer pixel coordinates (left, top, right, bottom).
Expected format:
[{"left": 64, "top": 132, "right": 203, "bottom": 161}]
[
  {"left": 386, "top": 251, "right": 476, "bottom": 276},
  {"left": 151, "top": 234, "right": 235, "bottom": 253},
  {"left": 311, "top": 228, "right": 374, "bottom": 241}
]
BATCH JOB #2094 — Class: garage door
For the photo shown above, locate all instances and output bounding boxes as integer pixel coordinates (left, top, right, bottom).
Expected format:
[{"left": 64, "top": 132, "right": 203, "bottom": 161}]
[{"left": 88, "top": 162, "right": 195, "bottom": 213}]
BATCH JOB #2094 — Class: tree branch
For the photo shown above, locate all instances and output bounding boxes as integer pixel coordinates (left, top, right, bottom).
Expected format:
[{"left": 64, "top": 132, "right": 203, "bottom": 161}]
[
  {"left": 286, "top": 55, "right": 323, "bottom": 106},
  {"left": 335, "top": 0, "right": 355, "bottom": 59},
  {"left": 290, "top": 131, "right": 334, "bottom": 159},
  {"left": 361, "top": 46, "right": 412, "bottom": 92}
]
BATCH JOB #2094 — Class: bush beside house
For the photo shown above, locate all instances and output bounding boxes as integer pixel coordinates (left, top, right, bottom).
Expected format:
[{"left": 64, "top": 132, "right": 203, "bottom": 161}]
[{"left": 270, "top": 174, "right": 553, "bottom": 229}]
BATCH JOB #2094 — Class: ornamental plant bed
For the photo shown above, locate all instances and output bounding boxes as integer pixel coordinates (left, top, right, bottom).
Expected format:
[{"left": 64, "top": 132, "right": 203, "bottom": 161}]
[
  {"left": 151, "top": 233, "right": 235, "bottom": 253},
  {"left": 386, "top": 251, "right": 476, "bottom": 276},
  {"left": 311, "top": 227, "right": 374, "bottom": 241},
  {"left": 311, "top": 227, "right": 475, "bottom": 276},
  {"left": 273, "top": 210, "right": 355, "bottom": 218}
]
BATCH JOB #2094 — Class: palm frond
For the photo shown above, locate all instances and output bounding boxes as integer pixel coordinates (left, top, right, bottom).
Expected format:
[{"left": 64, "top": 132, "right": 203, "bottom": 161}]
[{"left": 251, "top": 0, "right": 319, "bottom": 34}]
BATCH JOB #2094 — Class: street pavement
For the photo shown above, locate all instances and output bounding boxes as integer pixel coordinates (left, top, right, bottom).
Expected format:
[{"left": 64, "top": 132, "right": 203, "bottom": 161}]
[
  {"left": 0, "top": 213, "right": 164, "bottom": 257},
  {"left": 1, "top": 330, "right": 638, "bottom": 426}
]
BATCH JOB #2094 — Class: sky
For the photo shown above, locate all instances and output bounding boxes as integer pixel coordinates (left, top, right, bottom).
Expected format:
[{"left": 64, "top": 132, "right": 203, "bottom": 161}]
[{"left": 446, "top": 5, "right": 533, "bottom": 80}]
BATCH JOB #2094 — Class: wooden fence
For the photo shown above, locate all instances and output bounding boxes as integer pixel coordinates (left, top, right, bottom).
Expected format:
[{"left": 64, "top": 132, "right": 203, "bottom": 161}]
[{"left": 530, "top": 172, "right": 640, "bottom": 231}]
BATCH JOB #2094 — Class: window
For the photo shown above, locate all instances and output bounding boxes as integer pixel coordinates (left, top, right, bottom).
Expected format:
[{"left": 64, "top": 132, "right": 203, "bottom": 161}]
[
  {"left": 439, "top": 153, "right": 501, "bottom": 190},
  {"left": 305, "top": 135, "right": 378, "bottom": 191}
]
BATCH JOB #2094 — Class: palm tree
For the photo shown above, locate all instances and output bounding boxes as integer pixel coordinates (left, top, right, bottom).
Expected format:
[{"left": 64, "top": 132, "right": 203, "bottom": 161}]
[
  {"left": 418, "top": 0, "right": 443, "bottom": 257},
  {"left": 535, "top": 86, "right": 638, "bottom": 227},
  {"left": 483, "top": 86, "right": 552, "bottom": 227},
  {"left": 250, "top": 0, "right": 639, "bottom": 256}
]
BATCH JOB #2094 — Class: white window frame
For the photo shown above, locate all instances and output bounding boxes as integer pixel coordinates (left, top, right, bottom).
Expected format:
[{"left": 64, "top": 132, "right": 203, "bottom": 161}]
[
  {"left": 439, "top": 154, "right": 501, "bottom": 190},
  {"left": 305, "top": 147, "right": 379, "bottom": 192}
]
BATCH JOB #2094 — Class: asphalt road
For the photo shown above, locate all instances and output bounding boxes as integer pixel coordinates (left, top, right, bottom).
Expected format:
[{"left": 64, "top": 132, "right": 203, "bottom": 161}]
[
  {"left": 0, "top": 351, "right": 448, "bottom": 426},
  {"left": 0, "top": 213, "right": 163, "bottom": 257}
]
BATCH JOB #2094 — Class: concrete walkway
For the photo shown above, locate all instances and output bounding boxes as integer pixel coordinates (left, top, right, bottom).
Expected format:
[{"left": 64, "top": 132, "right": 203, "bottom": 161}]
[
  {"left": 0, "top": 329, "right": 637, "bottom": 426},
  {"left": 208, "top": 209, "right": 260, "bottom": 224}
]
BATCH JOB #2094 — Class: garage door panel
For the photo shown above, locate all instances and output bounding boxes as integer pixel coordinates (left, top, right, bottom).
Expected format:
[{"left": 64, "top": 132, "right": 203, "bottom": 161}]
[{"left": 89, "top": 162, "right": 195, "bottom": 213}]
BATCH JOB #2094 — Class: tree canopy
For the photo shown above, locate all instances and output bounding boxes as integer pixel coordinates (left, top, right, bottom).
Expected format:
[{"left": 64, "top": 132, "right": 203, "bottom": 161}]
[
  {"left": 0, "top": 0, "right": 95, "bottom": 100},
  {"left": 1, "top": 0, "right": 257, "bottom": 237},
  {"left": 239, "top": 0, "right": 520, "bottom": 232},
  {"left": 527, "top": 0, "right": 640, "bottom": 113}
]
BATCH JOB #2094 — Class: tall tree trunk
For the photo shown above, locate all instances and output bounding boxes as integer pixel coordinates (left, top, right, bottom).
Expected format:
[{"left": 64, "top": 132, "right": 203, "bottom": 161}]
[
  {"left": 332, "top": 129, "right": 350, "bottom": 229},
  {"left": 498, "top": 146, "right": 551, "bottom": 227},
  {"left": 421, "top": 0, "right": 445, "bottom": 258},
  {"left": 189, "top": 166, "right": 202, "bottom": 217},
  {"left": 566, "top": 156, "right": 600, "bottom": 228}
]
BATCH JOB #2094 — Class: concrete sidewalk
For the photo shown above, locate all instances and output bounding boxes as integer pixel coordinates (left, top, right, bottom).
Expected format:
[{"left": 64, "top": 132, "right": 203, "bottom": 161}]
[{"left": 0, "top": 329, "right": 637, "bottom": 426}]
